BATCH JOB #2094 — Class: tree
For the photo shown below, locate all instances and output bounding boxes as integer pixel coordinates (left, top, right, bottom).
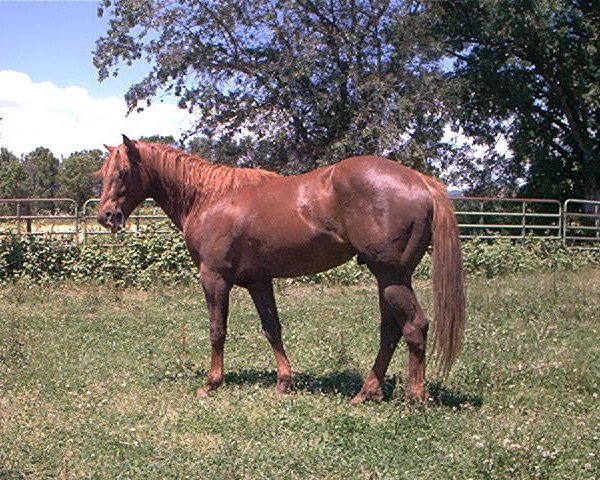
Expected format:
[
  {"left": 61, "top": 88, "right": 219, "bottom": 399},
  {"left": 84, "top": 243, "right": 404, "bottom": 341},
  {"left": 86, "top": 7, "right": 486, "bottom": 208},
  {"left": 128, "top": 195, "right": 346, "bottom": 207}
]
[
  {"left": 430, "top": 0, "right": 600, "bottom": 199},
  {"left": 0, "top": 148, "right": 29, "bottom": 198},
  {"left": 23, "top": 147, "right": 59, "bottom": 198},
  {"left": 139, "top": 134, "right": 176, "bottom": 145},
  {"left": 58, "top": 150, "right": 104, "bottom": 207},
  {"left": 94, "top": 0, "right": 453, "bottom": 174},
  {"left": 187, "top": 136, "right": 255, "bottom": 165}
]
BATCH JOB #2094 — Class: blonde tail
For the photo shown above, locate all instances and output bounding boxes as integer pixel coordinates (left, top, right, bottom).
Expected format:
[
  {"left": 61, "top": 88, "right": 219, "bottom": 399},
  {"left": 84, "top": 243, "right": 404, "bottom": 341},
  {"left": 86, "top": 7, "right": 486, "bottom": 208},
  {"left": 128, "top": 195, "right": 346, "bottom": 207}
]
[{"left": 421, "top": 175, "right": 466, "bottom": 377}]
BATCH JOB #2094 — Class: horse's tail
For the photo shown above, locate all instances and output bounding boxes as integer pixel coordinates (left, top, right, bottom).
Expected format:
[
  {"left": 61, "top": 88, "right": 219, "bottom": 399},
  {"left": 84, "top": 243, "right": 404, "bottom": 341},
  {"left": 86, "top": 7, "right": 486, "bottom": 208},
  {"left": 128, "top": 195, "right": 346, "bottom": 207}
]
[{"left": 420, "top": 174, "right": 466, "bottom": 377}]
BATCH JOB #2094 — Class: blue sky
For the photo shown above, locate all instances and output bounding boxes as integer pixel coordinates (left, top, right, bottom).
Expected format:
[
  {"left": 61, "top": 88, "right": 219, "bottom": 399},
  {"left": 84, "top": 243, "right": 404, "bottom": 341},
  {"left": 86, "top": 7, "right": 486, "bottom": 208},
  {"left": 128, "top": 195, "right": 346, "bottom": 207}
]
[
  {"left": 0, "top": 0, "right": 191, "bottom": 157},
  {"left": 0, "top": 0, "right": 128, "bottom": 97}
]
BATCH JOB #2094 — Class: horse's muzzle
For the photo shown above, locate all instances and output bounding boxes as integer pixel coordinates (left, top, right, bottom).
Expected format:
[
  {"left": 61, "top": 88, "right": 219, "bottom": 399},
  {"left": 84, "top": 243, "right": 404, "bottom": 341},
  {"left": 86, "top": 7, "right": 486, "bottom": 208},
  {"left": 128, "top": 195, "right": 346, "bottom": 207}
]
[{"left": 97, "top": 209, "right": 125, "bottom": 233}]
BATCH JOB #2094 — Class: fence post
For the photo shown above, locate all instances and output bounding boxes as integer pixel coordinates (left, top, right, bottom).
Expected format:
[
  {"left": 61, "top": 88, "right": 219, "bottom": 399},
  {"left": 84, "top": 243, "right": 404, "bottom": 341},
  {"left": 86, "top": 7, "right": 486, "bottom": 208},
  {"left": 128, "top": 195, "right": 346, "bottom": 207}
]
[
  {"left": 82, "top": 199, "right": 89, "bottom": 245},
  {"left": 16, "top": 201, "right": 21, "bottom": 237},
  {"left": 74, "top": 203, "right": 80, "bottom": 246},
  {"left": 521, "top": 201, "right": 527, "bottom": 241},
  {"left": 563, "top": 200, "right": 568, "bottom": 247}
]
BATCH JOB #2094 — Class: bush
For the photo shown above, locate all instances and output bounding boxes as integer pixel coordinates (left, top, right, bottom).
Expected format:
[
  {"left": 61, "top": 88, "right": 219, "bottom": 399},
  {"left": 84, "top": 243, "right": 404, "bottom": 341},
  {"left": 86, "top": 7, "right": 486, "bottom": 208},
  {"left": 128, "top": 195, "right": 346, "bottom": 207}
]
[
  {"left": 462, "top": 238, "right": 599, "bottom": 278},
  {"left": 0, "top": 230, "right": 598, "bottom": 287},
  {"left": 0, "top": 235, "right": 78, "bottom": 282}
]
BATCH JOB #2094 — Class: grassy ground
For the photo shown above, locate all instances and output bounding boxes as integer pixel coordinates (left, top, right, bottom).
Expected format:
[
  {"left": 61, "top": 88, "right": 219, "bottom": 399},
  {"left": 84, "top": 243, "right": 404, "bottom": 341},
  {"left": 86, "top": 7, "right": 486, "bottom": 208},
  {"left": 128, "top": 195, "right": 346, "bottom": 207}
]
[{"left": 1, "top": 270, "right": 599, "bottom": 479}]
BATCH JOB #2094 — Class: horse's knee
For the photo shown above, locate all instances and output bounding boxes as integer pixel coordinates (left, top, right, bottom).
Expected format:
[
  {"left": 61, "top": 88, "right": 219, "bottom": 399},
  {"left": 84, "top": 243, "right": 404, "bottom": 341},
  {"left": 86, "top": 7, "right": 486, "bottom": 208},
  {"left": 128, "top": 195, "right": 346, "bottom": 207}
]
[
  {"left": 210, "top": 324, "right": 227, "bottom": 348},
  {"left": 403, "top": 315, "right": 429, "bottom": 350},
  {"left": 381, "top": 284, "right": 415, "bottom": 319}
]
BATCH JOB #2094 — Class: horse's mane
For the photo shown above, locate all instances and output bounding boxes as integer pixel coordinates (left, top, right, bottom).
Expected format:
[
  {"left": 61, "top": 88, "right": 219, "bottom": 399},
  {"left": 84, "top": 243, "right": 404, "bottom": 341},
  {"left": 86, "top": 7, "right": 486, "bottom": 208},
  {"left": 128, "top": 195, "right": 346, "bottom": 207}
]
[{"left": 139, "top": 142, "right": 280, "bottom": 204}]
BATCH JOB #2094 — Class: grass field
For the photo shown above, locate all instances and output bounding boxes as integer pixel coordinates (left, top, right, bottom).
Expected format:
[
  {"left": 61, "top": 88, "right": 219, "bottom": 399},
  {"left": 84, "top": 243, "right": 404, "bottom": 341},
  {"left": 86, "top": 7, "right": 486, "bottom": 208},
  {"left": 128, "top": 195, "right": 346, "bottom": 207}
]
[{"left": 1, "top": 269, "right": 599, "bottom": 479}]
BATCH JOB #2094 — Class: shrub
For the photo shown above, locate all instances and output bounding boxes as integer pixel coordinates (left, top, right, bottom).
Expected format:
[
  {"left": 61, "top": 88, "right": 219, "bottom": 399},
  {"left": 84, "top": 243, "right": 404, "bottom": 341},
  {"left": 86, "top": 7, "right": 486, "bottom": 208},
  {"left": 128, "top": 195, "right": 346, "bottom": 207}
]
[
  {"left": 462, "top": 238, "right": 599, "bottom": 278},
  {"left": 0, "top": 230, "right": 598, "bottom": 287}
]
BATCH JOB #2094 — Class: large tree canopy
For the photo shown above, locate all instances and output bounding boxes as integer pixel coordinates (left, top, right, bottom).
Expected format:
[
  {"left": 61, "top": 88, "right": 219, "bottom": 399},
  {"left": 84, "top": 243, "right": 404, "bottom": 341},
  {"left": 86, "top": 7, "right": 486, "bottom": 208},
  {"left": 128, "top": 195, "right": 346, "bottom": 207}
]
[
  {"left": 94, "top": 0, "right": 599, "bottom": 199},
  {"left": 431, "top": 0, "right": 600, "bottom": 199},
  {"left": 94, "top": 0, "right": 453, "bottom": 173}
]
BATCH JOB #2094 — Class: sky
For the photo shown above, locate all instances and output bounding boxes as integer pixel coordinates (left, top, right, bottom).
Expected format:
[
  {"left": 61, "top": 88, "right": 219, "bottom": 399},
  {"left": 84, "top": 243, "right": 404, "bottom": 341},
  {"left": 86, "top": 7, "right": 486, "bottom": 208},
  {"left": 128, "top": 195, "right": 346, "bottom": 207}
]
[{"left": 0, "top": 0, "right": 193, "bottom": 158}]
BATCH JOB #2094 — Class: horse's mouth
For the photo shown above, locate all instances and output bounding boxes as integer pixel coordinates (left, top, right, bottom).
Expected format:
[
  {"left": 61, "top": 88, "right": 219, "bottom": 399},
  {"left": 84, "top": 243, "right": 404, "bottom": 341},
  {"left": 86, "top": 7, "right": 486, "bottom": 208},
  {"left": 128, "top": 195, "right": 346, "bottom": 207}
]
[{"left": 97, "top": 210, "right": 126, "bottom": 234}]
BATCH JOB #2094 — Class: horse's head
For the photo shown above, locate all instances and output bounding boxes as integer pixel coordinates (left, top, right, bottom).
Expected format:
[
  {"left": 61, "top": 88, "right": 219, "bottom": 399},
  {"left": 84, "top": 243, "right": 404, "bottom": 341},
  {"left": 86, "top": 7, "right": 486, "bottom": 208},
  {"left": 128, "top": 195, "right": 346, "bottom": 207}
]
[{"left": 96, "top": 135, "right": 148, "bottom": 233}]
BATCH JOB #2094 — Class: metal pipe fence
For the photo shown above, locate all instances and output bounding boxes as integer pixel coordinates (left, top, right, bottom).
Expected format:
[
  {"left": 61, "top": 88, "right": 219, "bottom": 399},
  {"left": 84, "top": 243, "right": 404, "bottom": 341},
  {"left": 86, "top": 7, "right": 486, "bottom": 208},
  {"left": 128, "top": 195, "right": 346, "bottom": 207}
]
[
  {"left": 81, "top": 198, "right": 170, "bottom": 244},
  {"left": 0, "top": 198, "right": 79, "bottom": 240},
  {"left": 563, "top": 199, "right": 600, "bottom": 248},
  {"left": 1, "top": 196, "right": 600, "bottom": 248},
  {"left": 452, "top": 196, "right": 563, "bottom": 240}
]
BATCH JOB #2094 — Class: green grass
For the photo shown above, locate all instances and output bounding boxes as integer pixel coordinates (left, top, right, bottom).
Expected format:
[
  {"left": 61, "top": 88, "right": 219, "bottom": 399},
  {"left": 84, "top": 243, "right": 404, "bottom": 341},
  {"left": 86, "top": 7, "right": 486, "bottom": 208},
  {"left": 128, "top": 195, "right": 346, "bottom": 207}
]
[{"left": 1, "top": 270, "right": 599, "bottom": 479}]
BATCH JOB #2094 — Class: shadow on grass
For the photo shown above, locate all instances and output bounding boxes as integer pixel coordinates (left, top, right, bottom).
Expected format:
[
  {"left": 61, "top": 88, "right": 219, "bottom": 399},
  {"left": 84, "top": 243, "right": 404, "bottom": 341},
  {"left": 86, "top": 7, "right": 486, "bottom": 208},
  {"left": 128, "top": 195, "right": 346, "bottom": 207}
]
[
  {"left": 225, "top": 368, "right": 365, "bottom": 398},
  {"left": 224, "top": 369, "right": 482, "bottom": 409},
  {"left": 151, "top": 365, "right": 482, "bottom": 409},
  {"left": 427, "top": 381, "right": 483, "bottom": 409}
]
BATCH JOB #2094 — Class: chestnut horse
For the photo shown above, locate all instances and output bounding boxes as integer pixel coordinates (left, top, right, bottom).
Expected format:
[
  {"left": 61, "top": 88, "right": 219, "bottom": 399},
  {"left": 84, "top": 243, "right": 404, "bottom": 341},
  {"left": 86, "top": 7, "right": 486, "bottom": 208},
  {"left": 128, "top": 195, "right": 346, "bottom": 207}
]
[{"left": 97, "top": 136, "right": 465, "bottom": 403}]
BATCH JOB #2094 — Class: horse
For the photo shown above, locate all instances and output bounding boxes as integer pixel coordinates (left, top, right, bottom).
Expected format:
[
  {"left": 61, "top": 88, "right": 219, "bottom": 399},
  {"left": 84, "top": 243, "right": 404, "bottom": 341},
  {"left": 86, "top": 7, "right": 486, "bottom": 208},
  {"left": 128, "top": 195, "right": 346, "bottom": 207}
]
[{"left": 96, "top": 135, "right": 465, "bottom": 403}]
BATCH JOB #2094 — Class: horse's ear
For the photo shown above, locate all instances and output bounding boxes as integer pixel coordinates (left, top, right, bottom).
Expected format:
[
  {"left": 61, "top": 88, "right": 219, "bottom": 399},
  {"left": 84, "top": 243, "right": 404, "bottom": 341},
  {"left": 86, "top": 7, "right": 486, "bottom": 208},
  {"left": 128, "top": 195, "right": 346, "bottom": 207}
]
[
  {"left": 122, "top": 134, "right": 140, "bottom": 163},
  {"left": 104, "top": 144, "right": 115, "bottom": 153}
]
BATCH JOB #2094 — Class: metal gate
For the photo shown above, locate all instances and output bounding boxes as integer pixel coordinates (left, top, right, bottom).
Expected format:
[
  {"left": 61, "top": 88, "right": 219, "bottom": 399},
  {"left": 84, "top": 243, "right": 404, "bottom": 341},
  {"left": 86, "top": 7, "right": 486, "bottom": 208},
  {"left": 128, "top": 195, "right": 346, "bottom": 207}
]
[
  {"left": 0, "top": 198, "right": 79, "bottom": 241},
  {"left": 563, "top": 199, "right": 600, "bottom": 248},
  {"left": 452, "top": 197, "right": 563, "bottom": 240}
]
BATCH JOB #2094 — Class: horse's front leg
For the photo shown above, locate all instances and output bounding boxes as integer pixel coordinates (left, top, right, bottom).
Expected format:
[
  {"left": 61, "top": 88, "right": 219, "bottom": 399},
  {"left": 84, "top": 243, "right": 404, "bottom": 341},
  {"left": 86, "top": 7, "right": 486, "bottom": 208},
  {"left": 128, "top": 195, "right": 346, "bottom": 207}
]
[
  {"left": 198, "top": 268, "right": 232, "bottom": 398},
  {"left": 248, "top": 281, "right": 294, "bottom": 393}
]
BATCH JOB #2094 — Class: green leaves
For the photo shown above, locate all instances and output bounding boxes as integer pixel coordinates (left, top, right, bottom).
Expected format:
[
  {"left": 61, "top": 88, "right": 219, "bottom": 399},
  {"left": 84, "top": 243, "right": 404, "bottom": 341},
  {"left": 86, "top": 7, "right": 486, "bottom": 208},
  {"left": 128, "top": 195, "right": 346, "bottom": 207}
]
[
  {"left": 0, "top": 148, "right": 29, "bottom": 198},
  {"left": 94, "top": 0, "right": 453, "bottom": 174},
  {"left": 1, "top": 228, "right": 598, "bottom": 286},
  {"left": 23, "top": 147, "right": 59, "bottom": 198},
  {"left": 434, "top": 0, "right": 600, "bottom": 198},
  {"left": 58, "top": 150, "right": 104, "bottom": 207}
]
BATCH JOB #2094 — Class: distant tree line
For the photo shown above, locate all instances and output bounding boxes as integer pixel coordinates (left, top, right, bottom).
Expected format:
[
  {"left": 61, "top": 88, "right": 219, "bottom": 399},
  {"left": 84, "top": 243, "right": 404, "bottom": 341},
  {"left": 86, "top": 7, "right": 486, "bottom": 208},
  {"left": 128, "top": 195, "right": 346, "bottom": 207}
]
[
  {"left": 0, "top": 147, "right": 103, "bottom": 207},
  {"left": 0, "top": 135, "right": 229, "bottom": 207}
]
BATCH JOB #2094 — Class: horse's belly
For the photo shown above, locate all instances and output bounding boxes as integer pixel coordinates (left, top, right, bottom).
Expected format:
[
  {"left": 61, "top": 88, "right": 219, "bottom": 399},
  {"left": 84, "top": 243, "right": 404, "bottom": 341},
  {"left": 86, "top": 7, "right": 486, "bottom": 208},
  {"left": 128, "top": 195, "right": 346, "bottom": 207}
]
[{"left": 237, "top": 232, "right": 356, "bottom": 280}]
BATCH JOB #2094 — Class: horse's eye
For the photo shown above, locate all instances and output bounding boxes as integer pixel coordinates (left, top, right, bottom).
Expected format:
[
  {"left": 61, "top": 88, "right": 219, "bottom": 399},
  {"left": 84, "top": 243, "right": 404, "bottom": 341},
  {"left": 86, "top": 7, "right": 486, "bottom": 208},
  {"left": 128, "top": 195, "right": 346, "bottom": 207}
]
[{"left": 118, "top": 170, "right": 128, "bottom": 180}]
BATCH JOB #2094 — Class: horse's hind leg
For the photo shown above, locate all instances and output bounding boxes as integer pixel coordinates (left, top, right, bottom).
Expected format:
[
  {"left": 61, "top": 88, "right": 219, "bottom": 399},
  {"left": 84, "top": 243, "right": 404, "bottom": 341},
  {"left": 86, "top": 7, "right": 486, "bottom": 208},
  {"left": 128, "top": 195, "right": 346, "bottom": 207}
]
[
  {"left": 352, "top": 278, "right": 429, "bottom": 403},
  {"left": 402, "top": 295, "right": 429, "bottom": 402},
  {"left": 351, "top": 283, "right": 402, "bottom": 404},
  {"left": 248, "top": 281, "right": 294, "bottom": 393}
]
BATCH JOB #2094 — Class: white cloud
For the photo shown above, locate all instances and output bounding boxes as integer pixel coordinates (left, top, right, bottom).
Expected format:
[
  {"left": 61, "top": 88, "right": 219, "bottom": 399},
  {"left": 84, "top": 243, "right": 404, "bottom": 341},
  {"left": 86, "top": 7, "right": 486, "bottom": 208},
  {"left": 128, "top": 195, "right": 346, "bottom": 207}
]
[{"left": 0, "top": 70, "right": 195, "bottom": 157}]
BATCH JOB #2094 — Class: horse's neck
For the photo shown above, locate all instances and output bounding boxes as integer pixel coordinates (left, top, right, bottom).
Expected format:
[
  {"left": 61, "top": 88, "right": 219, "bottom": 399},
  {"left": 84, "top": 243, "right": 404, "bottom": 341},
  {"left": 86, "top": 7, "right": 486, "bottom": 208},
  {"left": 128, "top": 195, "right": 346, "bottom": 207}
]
[
  {"left": 142, "top": 150, "right": 204, "bottom": 231},
  {"left": 141, "top": 146, "right": 276, "bottom": 231},
  {"left": 150, "top": 182, "right": 194, "bottom": 232}
]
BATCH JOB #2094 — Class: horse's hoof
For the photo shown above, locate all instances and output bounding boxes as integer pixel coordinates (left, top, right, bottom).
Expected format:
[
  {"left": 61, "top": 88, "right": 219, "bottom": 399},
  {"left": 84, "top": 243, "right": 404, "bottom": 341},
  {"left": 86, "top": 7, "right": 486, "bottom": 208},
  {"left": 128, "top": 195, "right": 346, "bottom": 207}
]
[
  {"left": 350, "top": 389, "right": 384, "bottom": 404},
  {"left": 197, "top": 387, "right": 211, "bottom": 399},
  {"left": 405, "top": 386, "right": 430, "bottom": 403},
  {"left": 276, "top": 376, "right": 294, "bottom": 394},
  {"left": 197, "top": 381, "right": 221, "bottom": 399}
]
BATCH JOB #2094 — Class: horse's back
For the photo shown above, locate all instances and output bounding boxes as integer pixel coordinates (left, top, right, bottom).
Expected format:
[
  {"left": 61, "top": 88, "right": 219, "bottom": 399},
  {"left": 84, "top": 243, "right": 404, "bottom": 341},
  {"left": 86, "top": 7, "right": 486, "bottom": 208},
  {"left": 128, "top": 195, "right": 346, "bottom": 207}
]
[{"left": 243, "top": 155, "right": 435, "bottom": 272}]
